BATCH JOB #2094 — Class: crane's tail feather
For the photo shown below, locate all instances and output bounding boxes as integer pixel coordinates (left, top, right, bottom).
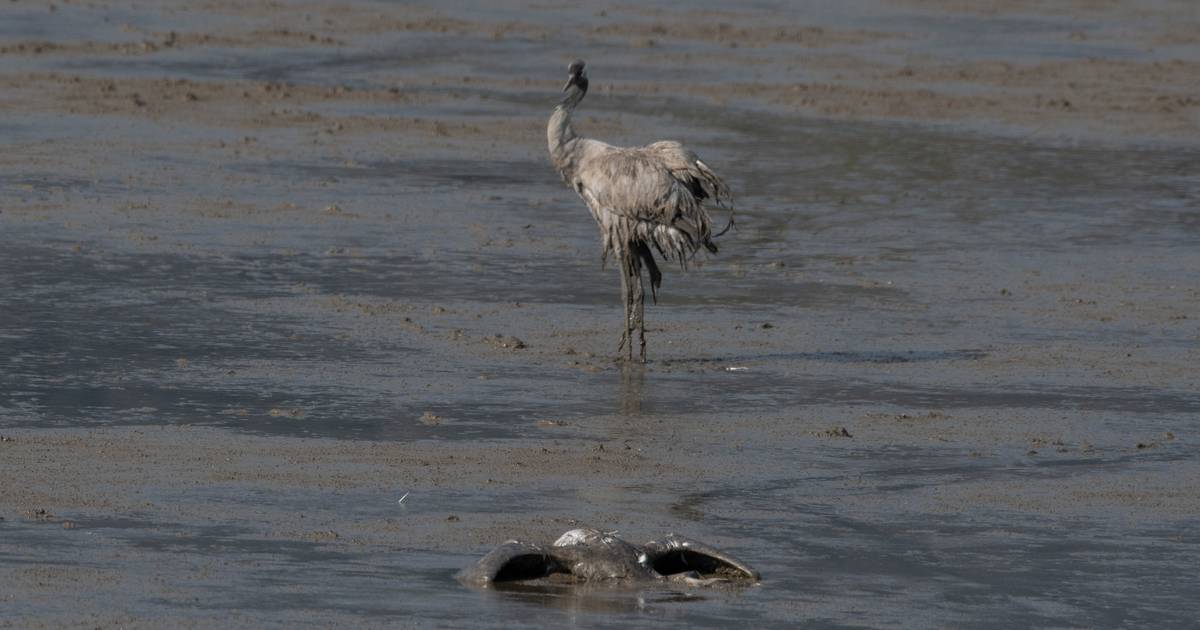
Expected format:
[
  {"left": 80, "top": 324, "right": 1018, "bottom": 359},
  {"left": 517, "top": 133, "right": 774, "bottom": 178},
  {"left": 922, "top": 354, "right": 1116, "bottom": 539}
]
[
  {"left": 691, "top": 158, "right": 735, "bottom": 241},
  {"left": 707, "top": 181, "right": 736, "bottom": 240},
  {"left": 711, "top": 217, "right": 734, "bottom": 240}
]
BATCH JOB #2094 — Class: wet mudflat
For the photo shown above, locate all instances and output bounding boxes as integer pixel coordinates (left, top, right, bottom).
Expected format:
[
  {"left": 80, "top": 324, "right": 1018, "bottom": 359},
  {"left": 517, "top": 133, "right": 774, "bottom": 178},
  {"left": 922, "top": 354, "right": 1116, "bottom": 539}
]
[{"left": 2, "top": 0, "right": 1199, "bottom": 627}]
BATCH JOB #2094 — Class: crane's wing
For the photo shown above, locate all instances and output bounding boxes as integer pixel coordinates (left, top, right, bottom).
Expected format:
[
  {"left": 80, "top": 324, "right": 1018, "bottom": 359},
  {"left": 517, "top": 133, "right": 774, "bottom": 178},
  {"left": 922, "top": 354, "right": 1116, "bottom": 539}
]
[
  {"left": 574, "top": 142, "right": 717, "bottom": 262},
  {"left": 642, "top": 534, "right": 760, "bottom": 582},
  {"left": 643, "top": 141, "right": 733, "bottom": 212},
  {"left": 455, "top": 541, "right": 566, "bottom": 586}
]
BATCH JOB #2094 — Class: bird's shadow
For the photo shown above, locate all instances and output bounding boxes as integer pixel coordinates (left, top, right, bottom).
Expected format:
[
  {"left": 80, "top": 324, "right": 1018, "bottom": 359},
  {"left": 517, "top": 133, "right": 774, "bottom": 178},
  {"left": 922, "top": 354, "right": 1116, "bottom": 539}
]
[
  {"left": 657, "top": 349, "right": 988, "bottom": 367},
  {"left": 614, "top": 349, "right": 987, "bottom": 415}
]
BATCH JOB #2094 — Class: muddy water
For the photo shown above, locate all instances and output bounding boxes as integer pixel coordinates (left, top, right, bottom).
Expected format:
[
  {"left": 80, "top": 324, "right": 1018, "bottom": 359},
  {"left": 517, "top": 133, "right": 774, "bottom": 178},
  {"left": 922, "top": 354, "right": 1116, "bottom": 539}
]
[{"left": 2, "top": 0, "right": 1199, "bottom": 627}]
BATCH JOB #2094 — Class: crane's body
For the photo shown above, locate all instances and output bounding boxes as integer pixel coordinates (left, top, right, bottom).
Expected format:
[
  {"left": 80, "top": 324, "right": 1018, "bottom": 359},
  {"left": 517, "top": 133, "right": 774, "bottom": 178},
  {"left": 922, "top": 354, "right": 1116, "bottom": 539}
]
[{"left": 548, "top": 60, "right": 732, "bottom": 362}]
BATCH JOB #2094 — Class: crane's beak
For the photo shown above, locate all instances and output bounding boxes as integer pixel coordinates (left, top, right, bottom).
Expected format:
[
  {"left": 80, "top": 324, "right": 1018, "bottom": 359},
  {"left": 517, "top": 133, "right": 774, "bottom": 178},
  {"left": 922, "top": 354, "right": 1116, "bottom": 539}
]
[{"left": 563, "top": 78, "right": 573, "bottom": 92}]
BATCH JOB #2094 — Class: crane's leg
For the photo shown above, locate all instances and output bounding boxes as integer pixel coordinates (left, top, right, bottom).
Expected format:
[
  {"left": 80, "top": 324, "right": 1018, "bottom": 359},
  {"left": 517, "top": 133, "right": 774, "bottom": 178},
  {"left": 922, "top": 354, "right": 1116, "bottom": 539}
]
[
  {"left": 631, "top": 242, "right": 658, "bottom": 363},
  {"left": 617, "top": 254, "right": 632, "bottom": 361},
  {"left": 631, "top": 261, "right": 646, "bottom": 363}
]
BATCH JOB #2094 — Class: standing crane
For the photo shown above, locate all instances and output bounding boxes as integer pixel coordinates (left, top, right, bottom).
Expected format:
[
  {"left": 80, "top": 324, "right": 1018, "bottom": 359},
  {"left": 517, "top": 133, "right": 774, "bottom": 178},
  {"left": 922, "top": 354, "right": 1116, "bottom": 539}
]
[{"left": 547, "top": 60, "right": 733, "bottom": 363}]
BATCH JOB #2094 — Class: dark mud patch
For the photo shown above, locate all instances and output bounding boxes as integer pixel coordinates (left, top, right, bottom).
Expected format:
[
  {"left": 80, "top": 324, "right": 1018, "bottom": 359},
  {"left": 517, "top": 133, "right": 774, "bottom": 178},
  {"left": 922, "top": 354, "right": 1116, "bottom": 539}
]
[
  {"left": 242, "top": 157, "right": 555, "bottom": 189},
  {"left": 663, "top": 349, "right": 989, "bottom": 365},
  {"left": 0, "top": 173, "right": 126, "bottom": 197},
  {"left": 619, "top": 369, "right": 1200, "bottom": 417}
]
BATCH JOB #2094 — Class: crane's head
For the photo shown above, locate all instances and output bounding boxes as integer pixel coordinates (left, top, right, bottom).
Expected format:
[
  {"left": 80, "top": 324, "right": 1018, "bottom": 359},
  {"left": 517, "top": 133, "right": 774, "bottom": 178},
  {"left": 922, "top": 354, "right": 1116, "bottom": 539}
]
[{"left": 564, "top": 60, "right": 588, "bottom": 93}]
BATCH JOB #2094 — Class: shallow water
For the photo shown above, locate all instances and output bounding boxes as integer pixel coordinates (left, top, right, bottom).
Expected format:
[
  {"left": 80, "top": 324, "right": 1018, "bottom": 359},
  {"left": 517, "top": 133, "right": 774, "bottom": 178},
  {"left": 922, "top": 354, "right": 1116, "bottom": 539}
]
[{"left": 3, "top": 0, "right": 1199, "bottom": 627}]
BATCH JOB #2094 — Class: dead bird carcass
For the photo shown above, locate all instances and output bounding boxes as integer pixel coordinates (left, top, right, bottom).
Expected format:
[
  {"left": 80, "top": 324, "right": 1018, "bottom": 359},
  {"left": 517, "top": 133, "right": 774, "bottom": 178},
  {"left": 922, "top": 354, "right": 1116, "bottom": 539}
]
[{"left": 456, "top": 527, "right": 760, "bottom": 587}]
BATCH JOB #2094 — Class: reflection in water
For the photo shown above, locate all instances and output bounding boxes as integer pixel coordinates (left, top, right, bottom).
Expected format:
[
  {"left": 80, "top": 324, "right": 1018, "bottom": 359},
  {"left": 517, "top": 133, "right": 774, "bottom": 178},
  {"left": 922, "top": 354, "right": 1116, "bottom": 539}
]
[
  {"left": 479, "top": 580, "right": 709, "bottom": 616},
  {"left": 619, "top": 365, "right": 645, "bottom": 416}
]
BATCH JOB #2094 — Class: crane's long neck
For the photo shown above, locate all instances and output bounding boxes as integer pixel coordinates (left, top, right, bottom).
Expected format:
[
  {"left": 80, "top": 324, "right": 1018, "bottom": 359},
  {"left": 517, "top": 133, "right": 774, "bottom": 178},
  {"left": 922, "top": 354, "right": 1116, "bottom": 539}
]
[{"left": 548, "top": 83, "right": 586, "bottom": 179}]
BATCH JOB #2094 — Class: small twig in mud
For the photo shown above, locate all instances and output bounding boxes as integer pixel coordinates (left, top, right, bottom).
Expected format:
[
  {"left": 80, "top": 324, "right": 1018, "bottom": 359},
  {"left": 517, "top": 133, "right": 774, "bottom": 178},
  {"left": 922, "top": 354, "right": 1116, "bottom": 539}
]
[{"left": 398, "top": 492, "right": 410, "bottom": 505}]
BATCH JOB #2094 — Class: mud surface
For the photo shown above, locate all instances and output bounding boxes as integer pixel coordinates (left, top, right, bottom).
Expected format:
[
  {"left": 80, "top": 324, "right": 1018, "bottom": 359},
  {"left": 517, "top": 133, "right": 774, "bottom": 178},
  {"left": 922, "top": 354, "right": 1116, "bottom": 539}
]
[{"left": 2, "top": 0, "right": 1199, "bottom": 627}]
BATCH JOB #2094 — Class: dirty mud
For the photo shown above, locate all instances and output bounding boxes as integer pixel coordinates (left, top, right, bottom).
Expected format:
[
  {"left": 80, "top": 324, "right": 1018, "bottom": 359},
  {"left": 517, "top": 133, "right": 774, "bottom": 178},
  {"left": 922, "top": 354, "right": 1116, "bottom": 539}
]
[{"left": 2, "top": 0, "right": 1198, "bottom": 627}]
